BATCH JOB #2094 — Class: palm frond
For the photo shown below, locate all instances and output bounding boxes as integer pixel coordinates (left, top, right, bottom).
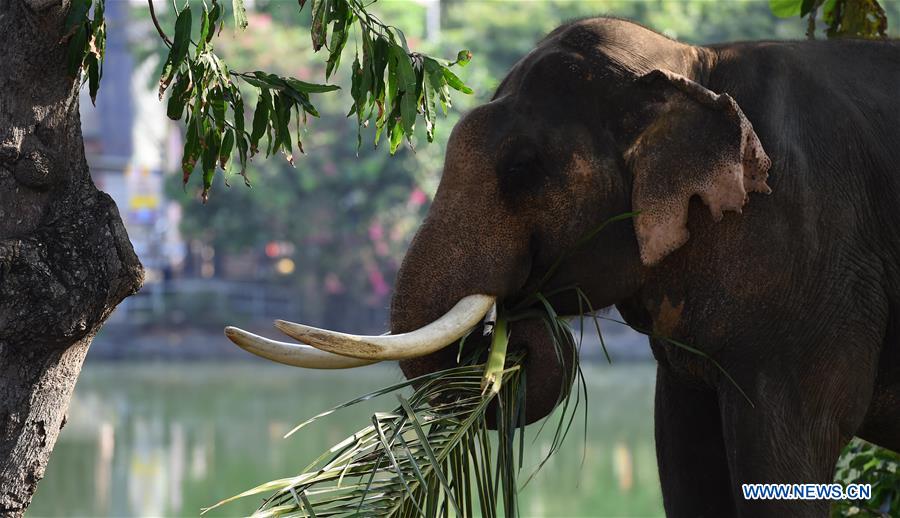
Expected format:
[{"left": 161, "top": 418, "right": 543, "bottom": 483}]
[{"left": 204, "top": 308, "right": 586, "bottom": 517}]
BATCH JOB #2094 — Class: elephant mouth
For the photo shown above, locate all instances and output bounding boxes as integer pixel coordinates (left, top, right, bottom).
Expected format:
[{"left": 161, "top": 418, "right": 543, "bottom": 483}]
[{"left": 224, "top": 288, "right": 578, "bottom": 425}]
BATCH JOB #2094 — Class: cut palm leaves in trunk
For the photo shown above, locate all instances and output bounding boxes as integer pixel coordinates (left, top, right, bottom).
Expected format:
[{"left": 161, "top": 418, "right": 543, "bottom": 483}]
[{"left": 204, "top": 305, "right": 588, "bottom": 518}]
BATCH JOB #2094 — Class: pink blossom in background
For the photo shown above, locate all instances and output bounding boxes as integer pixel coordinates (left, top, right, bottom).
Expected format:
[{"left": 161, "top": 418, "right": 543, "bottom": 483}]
[
  {"left": 323, "top": 161, "right": 338, "bottom": 177},
  {"left": 324, "top": 273, "right": 345, "bottom": 294},
  {"left": 248, "top": 13, "right": 272, "bottom": 28},
  {"left": 367, "top": 266, "right": 390, "bottom": 298},
  {"left": 389, "top": 223, "right": 405, "bottom": 243},
  {"left": 368, "top": 221, "right": 384, "bottom": 242},
  {"left": 408, "top": 187, "right": 427, "bottom": 207}
]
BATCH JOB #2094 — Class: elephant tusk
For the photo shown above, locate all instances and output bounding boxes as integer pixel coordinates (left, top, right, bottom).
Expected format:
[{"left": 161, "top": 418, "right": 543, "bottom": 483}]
[
  {"left": 273, "top": 294, "right": 497, "bottom": 361},
  {"left": 224, "top": 326, "right": 377, "bottom": 369}
]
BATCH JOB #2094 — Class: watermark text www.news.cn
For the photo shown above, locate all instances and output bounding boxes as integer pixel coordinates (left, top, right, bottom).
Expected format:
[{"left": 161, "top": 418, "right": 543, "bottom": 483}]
[{"left": 742, "top": 483, "right": 871, "bottom": 500}]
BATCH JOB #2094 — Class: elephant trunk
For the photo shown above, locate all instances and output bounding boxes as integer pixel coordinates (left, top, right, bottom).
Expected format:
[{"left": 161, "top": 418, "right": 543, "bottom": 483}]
[{"left": 391, "top": 214, "right": 575, "bottom": 425}]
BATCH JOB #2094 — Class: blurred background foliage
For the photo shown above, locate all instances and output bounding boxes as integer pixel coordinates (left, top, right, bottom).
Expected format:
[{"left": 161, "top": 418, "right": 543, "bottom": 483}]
[
  {"left": 134, "top": 0, "right": 827, "bottom": 332},
  {"left": 121, "top": 1, "right": 900, "bottom": 333}
]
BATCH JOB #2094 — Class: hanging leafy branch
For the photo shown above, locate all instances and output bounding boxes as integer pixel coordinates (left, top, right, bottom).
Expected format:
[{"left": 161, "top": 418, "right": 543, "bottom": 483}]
[
  {"left": 769, "top": 0, "right": 887, "bottom": 38},
  {"left": 63, "top": 0, "right": 106, "bottom": 105},
  {"left": 64, "top": 0, "right": 473, "bottom": 202}
]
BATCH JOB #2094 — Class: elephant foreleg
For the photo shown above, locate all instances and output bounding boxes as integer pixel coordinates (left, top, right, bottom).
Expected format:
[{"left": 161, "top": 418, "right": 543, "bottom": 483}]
[
  {"left": 716, "top": 344, "right": 878, "bottom": 518},
  {"left": 654, "top": 365, "right": 735, "bottom": 517}
]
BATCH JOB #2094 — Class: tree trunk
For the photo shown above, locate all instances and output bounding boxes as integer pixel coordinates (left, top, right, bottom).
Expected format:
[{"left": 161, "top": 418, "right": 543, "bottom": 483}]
[{"left": 0, "top": 0, "right": 144, "bottom": 514}]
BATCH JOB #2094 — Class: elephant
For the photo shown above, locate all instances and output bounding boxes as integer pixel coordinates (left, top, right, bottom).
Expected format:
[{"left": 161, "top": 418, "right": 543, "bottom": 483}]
[{"left": 226, "top": 17, "right": 900, "bottom": 517}]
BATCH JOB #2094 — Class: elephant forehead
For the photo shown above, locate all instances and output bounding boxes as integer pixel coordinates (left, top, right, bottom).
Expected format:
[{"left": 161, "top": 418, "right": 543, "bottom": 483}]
[{"left": 447, "top": 104, "right": 505, "bottom": 154}]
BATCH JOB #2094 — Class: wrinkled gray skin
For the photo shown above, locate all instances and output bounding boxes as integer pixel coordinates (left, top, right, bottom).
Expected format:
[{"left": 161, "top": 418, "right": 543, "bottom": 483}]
[{"left": 390, "top": 17, "right": 900, "bottom": 517}]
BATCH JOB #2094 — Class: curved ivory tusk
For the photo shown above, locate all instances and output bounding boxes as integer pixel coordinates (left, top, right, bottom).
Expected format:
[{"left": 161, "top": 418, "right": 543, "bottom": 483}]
[
  {"left": 274, "top": 294, "right": 497, "bottom": 361},
  {"left": 224, "top": 326, "right": 377, "bottom": 369}
]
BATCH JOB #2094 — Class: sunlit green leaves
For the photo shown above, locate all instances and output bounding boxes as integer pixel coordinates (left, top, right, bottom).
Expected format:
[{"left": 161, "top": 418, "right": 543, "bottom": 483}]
[
  {"left": 834, "top": 439, "right": 900, "bottom": 517},
  {"left": 308, "top": 0, "right": 474, "bottom": 155},
  {"left": 769, "top": 0, "right": 804, "bottom": 17},
  {"left": 153, "top": 2, "right": 345, "bottom": 201},
  {"left": 769, "top": 0, "right": 888, "bottom": 38},
  {"left": 72, "top": 0, "right": 472, "bottom": 201},
  {"left": 158, "top": 5, "right": 193, "bottom": 98},
  {"left": 824, "top": 0, "right": 887, "bottom": 38},
  {"left": 769, "top": 0, "right": 825, "bottom": 18},
  {"left": 64, "top": 0, "right": 105, "bottom": 105},
  {"left": 174, "top": 0, "right": 471, "bottom": 200},
  {"left": 351, "top": 43, "right": 472, "bottom": 153},
  {"left": 232, "top": 0, "right": 248, "bottom": 30}
]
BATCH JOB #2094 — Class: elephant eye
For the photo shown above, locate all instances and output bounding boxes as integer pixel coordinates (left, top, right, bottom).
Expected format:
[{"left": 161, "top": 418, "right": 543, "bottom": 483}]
[
  {"left": 496, "top": 145, "right": 550, "bottom": 200},
  {"left": 498, "top": 144, "right": 541, "bottom": 178},
  {"left": 507, "top": 160, "right": 531, "bottom": 176}
]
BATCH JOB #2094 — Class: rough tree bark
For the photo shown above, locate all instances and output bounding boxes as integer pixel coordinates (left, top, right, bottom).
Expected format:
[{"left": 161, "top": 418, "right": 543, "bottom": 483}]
[{"left": 0, "top": 0, "right": 144, "bottom": 514}]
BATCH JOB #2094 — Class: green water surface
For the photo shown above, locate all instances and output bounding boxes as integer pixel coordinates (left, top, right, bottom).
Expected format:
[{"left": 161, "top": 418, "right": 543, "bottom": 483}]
[{"left": 28, "top": 361, "right": 662, "bottom": 517}]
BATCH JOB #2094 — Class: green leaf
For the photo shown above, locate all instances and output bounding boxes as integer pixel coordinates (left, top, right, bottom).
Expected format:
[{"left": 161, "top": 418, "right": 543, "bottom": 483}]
[
  {"left": 171, "top": 6, "right": 193, "bottom": 68},
  {"left": 349, "top": 54, "right": 363, "bottom": 115},
  {"left": 235, "top": 132, "right": 249, "bottom": 179},
  {"left": 769, "top": 0, "right": 803, "bottom": 17},
  {"left": 66, "top": 23, "right": 88, "bottom": 77},
  {"left": 232, "top": 91, "right": 245, "bottom": 136},
  {"left": 283, "top": 78, "right": 341, "bottom": 94},
  {"left": 90, "top": 0, "right": 106, "bottom": 57},
  {"left": 232, "top": 0, "right": 248, "bottom": 29},
  {"left": 219, "top": 128, "right": 235, "bottom": 169},
  {"left": 159, "top": 6, "right": 193, "bottom": 97},
  {"left": 822, "top": 0, "right": 838, "bottom": 23},
  {"left": 399, "top": 92, "right": 416, "bottom": 138},
  {"left": 158, "top": 61, "right": 175, "bottom": 100},
  {"left": 201, "top": 126, "right": 222, "bottom": 200},
  {"left": 181, "top": 117, "right": 201, "bottom": 185},
  {"left": 372, "top": 37, "right": 389, "bottom": 100},
  {"left": 424, "top": 58, "right": 449, "bottom": 113},
  {"left": 422, "top": 81, "right": 436, "bottom": 142},
  {"left": 249, "top": 88, "right": 271, "bottom": 153},
  {"left": 386, "top": 52, "right": 399, "bottom": 116},
  {"left": 208, "top": 0, "right": 221, "bottom": 30},
  {"left": 482, "top": 319, "right": 509, "bottom": 395},
  {"left": 210, "top": 87, "right": 227, "bottom": 131},
  {"left": 63, "top": 0, "right": 91, "bottom": 37},
  {"left": 389, "top": 46, "right": 417, "bottom": 137},
  {"left": 325, "top": 0, "right": 351, "bottom": 79},
  {"left": 198, "top": 7, "right": 211, "bottom": 53},
  {"left": 271, "top": 92, "right": 294, "bottom": 164},
  {"left": 310, "top": 0, "right": 329, "bottom": 51},
  {"left": 167, "top": 73, "right": 191, "bottom": 120},
  {"left": 389, "top": 119, "right": 403, "bottom": 154},
  {"left": 442, "top": 67, "right": 473, "bottom": 94},
  {"left": 86, "top": 52, "right": 100, "bottom": 105}
]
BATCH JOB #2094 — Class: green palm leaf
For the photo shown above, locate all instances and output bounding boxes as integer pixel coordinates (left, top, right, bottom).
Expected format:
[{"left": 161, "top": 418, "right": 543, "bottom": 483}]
[{"left": 204, "top": 307, "right": 585, "bottom": 517}]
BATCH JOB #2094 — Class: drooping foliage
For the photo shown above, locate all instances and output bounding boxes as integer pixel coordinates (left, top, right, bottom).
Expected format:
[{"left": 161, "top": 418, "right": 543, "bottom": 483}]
[
  {"left": 770, "top": 0, "right": 887, "bottom": 38},
  {"left": 68, "top": 0, "right": 472, "bottom": 200}
]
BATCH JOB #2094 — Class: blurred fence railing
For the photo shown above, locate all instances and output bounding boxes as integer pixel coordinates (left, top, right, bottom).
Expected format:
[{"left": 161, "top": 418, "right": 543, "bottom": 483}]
[
  {"left": 103, "top": 279, "right": 651, "bottom": 361},
  {"left": 108, "top": 279, "right": 301, "bottom": 327}
]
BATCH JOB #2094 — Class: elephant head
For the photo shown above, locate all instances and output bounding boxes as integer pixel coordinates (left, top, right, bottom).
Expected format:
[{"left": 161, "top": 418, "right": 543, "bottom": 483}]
[{"left": 225, "top": 18, "right": 771, "bottom": 424}]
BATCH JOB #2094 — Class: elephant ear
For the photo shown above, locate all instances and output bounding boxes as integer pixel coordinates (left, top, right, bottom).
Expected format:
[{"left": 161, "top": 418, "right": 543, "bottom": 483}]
[{"left": 623, "top": 69, "right": 772, "bottom": 266}]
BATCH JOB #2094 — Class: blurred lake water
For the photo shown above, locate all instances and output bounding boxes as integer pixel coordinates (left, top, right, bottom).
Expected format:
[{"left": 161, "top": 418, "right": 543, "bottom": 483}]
[{"left": 29, "top": 361, "right": 662, "bottom": 517}]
